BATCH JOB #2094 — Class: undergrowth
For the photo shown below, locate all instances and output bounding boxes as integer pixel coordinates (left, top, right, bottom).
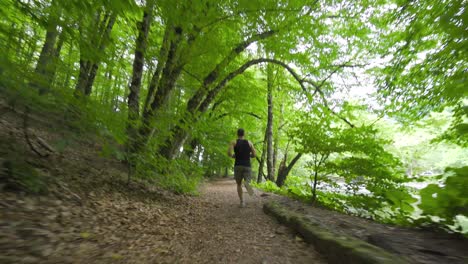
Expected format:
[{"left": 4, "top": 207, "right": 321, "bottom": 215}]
[
  {"left": 0, "top": 82, "right": 203, "bottom": 195},
  {"left": 253, "top": 175, "right": 468, "bottom": 236}
]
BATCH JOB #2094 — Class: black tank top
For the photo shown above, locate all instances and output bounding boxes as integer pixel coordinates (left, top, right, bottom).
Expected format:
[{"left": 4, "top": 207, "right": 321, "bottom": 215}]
[{"left": 234, "top": 139, "right": 251, "bottom": 167}]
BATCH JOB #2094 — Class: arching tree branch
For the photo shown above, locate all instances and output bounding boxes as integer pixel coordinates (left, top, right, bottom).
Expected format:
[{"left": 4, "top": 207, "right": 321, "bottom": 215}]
[
  {"left": 197, "top": 58, "right": 355, "bottom": 127},
  {"left": 186, "top": 30, "right": 277, "bottom": 113},
  {"left": 214, "top": 111, "right": 262, "bottom": 120}
]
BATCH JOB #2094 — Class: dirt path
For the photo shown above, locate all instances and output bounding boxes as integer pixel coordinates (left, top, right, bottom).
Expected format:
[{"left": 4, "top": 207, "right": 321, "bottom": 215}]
[
  {"left": 1, "top": 174, "right": 326, "bottom": 264},
  {"left": 174, "top": 179, "right": 325, "bottom": 263}
]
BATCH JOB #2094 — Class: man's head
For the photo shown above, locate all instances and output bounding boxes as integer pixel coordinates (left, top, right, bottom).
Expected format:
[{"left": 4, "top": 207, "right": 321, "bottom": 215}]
[{"left": 237, "top": 128, "right": 245, "bottom": 138}]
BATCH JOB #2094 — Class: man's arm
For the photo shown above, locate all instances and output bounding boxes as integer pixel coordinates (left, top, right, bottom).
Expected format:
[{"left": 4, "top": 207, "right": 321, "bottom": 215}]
[
  {"left": 227, "top": 141, "right": 236, "bottom": 158},
  {"left": 248, "top": 141, "right": 256, "bottom": 158}
]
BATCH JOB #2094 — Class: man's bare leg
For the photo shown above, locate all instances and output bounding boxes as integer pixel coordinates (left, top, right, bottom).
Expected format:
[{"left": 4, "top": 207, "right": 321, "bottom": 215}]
[
  {"left": 244, "top": 181, "right": 254, "bottom": 196},
  {"left": 237, "top": 183, "right": 245, "bottom": 207}
]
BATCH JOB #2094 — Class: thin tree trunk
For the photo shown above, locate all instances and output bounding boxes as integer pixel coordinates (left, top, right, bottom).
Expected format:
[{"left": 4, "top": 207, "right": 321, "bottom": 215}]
[
  {"left": 62, "top": 41, "right": 74, "bottom": 89},
  {"left": 75, "top": 60, "right": 91, "bottom": 96},
  {"left": 273, "top": 135, "right": 278, "bottom": 177},
  {"left": 312, "top": 170, "right": 318, "bottom": 203},
  {"left": 273, "top": 103, "right": 283, "bottom": 176},
  {"left": 101, "top": 66, "right": 113, "bottom": 103},
  {"left": 257, "top": 129, "right": 268, "bottom": 183},
  {"left": 6, "top": 22, "right": 16, "bottom": 61},
  {"left": 311, "top": 154, "right": 328, "bottom": 203},
  {"left": 266, "top": 64, "right": 274, "bottom": 181},
  {"left": 49, "top": 30, "right": 65, "bottom": 87},
  {"left": 84, "top": 14, "right": 116, "bottom": 96},
  {"left": 16, "top": 23, "right": 26, "bottom": 62},
  {"left": 142, "top": 26, "right": 171, "bottom": 115}
]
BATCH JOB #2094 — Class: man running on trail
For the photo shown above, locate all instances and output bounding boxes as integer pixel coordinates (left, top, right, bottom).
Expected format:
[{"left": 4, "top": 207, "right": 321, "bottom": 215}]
[{"left": 228, "top": 128, "right": 256, "bottom": 207}]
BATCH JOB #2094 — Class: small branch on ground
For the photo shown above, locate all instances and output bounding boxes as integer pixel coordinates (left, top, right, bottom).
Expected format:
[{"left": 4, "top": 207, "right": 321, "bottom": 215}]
[{"left": 23, "top": 106, "right": 48, "bottom": 158}]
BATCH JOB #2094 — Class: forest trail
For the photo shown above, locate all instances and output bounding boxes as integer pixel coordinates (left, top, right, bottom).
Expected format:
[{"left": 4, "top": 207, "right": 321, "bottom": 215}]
[
  {"left": 178, "top": 178, "right": 325, "bottom": 263},
  {"left": 1, "top": 177, "right": 325, "bottom": 264}
]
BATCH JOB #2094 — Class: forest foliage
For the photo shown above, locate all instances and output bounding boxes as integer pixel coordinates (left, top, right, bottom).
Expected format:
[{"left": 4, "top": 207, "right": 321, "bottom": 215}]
[{"left": 0, "top": 0, "right": 466, "bottom": 234}]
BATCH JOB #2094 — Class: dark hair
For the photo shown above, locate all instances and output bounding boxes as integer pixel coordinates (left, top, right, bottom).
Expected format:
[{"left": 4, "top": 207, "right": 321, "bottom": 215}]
[{"left": 237, "top": 128, "right": 245, "bottom": 137}]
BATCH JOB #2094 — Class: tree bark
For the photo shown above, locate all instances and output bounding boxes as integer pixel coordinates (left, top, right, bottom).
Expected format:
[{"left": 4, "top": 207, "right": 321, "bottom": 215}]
[
  {"left": 75, "top": 11, "right": 116, "bottom": 97},
  {"left": 257, "top": 130, "right": 267, "bottom": 183},
  {"left": 184, "top": 138, "right": 199, "bottom": 159},
  {"left": 159, "top": 124, "right": 187, "bottom": 159},
  {"left": 49, "top": 31, "right": 65, "bottom": 86},
  {"left": 276, "top": 153, "right": 302, "bottom": 187},
  {"left": 266, "top": 64, "right": 274, "bottom": 181},
  {"left": 126, "top": 0, "right": 155, "bottom": 182},
  {"left": 33, "top": 3, "right": 60, "bottom": 95},
  {"left": 85, "top": 13, "right": 116, "bottom": 96},
  {"left": 312, "top": 170, "right": 319, "bottom": 203},
  {"left": 142, "top": 26, "right": 171, "bottom": 115},
  {"left": 62, "top": 41, "right": 74, "bottom": 89},
  {"left": 75, "top": 60, "right": 91, "bottom": 96},
  {"left": 138, "top": 24, "right": 185, "bottom": 146},
  {"left": 128, "top": 1, "right": 154, "bottom": 125},
  {"left": 273, "top": 104, "right": 283, "bottom": 177},
  {"left": 276, "top": 157, "right": 287, "bottom": 187},
  {"left": 311, "top": 154, "right": 328, "bottom": 203}
]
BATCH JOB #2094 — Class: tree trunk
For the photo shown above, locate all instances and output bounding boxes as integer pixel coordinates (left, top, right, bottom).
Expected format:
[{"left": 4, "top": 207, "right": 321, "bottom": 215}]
[
  {"left": 257, "top": 128, "right": 268, "bottom": 183},
  {"left": 159, "top": 125, "right": 188, "bottom": 159},
  {"left": 62, "top": 41, "right": 74, "bottom": 89},
  {"left": 273, "top": 135, "right": 278, "bottom": 177},
  {"left": 86, "top": 14, "right": 116, "bottom": 96},
  {"left": 33, "top": 11, "right": 59, "bottom": 94},
  {"left": 75, "top": 60, "right": 91, "bottom": 96},
  {"left": 311, "top": 170, "right": 319, "bottom": 203},
  {"left": 276, "top": 153, "right": 302, "bottom": 187},
  {"left": 142, "top": 26, "right": 171, "bottom": 115},
  {"left": 273, "top": 103, "right": 283, "bottom": 176},
  {"left": 276, "top": 159, "right": 287, "bottom": 187},
  {"left": 138, "top": 25, "right": 184, "bottom": 147},
  {"left": 184, "top": 138, "right": 199, "bottom": 159},
  {"left": 74, "top": 11, "right": 116, "bottom": 97},
  {"left": 311, "top": 154, "right": 328, "bottom": 203},
  {"left": 126, "top": 0, "right": 155, "bottom": 183},
  {"left": 266, "top": 64, "right": 274, "bottom": 181},
  {"left": 22, "top": 28, "right": 39, "bottom": 67},
  {"left": 49, "top": 31, "right": 65, "bottom": 86},
  {"left": 127, "top": 1, "right": 154, "bottom": 126}
]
